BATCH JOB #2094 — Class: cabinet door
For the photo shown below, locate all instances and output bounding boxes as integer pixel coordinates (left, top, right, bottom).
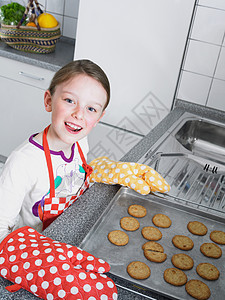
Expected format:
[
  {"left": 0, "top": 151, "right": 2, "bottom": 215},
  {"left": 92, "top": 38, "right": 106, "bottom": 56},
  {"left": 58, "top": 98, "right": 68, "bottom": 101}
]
[
  {"left": 0, "top": 76, "right": 50, "bottom": 157},
  {"left": 75, "top": 0, "right": 195, "bottom": 135}
]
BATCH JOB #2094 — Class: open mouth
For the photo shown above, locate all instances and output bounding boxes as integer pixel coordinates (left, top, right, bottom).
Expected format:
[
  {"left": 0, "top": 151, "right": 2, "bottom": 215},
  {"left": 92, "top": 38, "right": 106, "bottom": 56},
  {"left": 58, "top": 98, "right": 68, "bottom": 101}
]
[{"left": 65, "top": 122, "right": 82, "bottom": 132}]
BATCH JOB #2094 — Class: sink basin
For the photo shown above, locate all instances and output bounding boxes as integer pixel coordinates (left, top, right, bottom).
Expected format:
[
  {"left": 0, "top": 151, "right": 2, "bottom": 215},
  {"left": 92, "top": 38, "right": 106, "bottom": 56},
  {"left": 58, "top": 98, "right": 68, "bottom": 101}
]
[
  {"left": 140, "top": 112, "right": 225, "bottom": 218},
  {"left": 175, "top": 119, "right": 225, "bottom": 159}
]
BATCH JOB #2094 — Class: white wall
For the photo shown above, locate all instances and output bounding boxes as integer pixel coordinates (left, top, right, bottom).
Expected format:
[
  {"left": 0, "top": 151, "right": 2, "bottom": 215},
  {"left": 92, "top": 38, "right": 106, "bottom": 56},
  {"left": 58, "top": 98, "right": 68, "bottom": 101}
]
[
  {"left": 176, "top": 0, "right": 225, "bottom": 112},
  {"left": 74, "top": 0, "right": 195, "bottom": 161}
]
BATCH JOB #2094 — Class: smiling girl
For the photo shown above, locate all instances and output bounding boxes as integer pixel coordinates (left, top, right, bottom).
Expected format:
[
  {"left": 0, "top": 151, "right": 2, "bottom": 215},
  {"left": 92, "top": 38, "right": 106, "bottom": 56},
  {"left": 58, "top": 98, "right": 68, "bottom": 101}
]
[
  {"left": 0, "top": 60, "right": 110, "bottom": 239},
  {"left": 0, "top": 60, "right": 170, "bottom": 299}
]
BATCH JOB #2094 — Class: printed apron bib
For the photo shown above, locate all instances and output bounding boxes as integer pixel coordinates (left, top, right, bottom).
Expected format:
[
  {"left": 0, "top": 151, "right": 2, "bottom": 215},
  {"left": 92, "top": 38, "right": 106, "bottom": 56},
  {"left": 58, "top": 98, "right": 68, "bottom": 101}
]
[{"left": 42, "top": 126, "right": 93, "bottom": 230}]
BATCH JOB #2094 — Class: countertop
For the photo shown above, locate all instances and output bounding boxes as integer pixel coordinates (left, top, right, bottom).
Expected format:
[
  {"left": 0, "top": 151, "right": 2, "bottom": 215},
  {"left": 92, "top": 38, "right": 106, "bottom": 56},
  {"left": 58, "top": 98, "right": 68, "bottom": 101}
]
[
  {"left": 0, "top": 36, "right": 75, "bottom": 72},
  {"left": 0, "top": 97, "right": 224, "bottom": 299}
]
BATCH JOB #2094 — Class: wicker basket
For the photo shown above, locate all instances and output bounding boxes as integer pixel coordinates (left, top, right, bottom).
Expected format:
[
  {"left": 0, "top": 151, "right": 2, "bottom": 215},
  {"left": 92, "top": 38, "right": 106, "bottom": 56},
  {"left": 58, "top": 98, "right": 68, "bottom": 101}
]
[{"left": 0, "top": 23, "right": 61, "bottom": 54}]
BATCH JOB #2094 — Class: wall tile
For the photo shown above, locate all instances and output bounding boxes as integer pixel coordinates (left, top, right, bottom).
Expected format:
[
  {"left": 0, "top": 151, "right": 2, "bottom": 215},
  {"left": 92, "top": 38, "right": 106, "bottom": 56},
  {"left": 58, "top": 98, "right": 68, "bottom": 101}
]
[
  {"left": 64, "top": 0, "right": 79, "bottom": 18},
  {"left": 87, "top": 123, "right": 143, "bottom": 163},
  {"left": 41, "top": 0, "right": 78, "bottom": 39},
  {"left": 177, "top": 71, "right": 212, "bottom": 105},
  {"left": 184, "top": 40, "right": 220, "bottom": 76},
  {"left": 215, "top": 47, "right": 225, "bottom": 80},
  {"left": 199, "top": 0, "right": 225, "bottom": 10},
  {"left": 46, "top": 0, "right": 65, "bottom": 15},
  {"left": 63, "top": 16, "right": 77, "bottom": 39},
  {"left": 191, "top": 6, "right": 225, "bottom": 45},
  {"left": 207, "top": 79, "right": 225, "bottom": 111}
]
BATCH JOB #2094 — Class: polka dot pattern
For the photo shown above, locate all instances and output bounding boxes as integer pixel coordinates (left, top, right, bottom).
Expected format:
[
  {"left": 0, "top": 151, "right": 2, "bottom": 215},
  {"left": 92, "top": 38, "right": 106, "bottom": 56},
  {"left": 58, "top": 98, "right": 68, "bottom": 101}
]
[
  {"left": 90, "top": 156, "right": 170, "bottom": 194},
  {"left": 0, "top": 226, "right": 117, "bottom": 299}
]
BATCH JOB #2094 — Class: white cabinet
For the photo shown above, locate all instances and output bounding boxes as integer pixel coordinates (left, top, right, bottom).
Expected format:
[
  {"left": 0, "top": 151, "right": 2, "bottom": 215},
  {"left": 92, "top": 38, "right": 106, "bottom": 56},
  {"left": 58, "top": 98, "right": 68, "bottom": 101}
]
[
  {"left": 87, "top": 123, "right": 143, "bottom": 162},
  {"left": 75, "top": 0, "right": 195, "bottom": 135},
  {"left": 75, "top": 0, "right": 195, "bottom": 160},
  {"left": 0, "top": 57, "right": 54, "bottom": 157}
]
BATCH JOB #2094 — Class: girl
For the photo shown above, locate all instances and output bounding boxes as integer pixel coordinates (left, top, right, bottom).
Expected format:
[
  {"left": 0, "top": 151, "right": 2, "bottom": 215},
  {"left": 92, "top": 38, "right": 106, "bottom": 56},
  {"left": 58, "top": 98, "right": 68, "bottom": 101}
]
[
  {"left": 0, "top": 59, "right": 169, "bottom": 299},
  {"left": 0, "top": 59, "right": 169, "bottom": 241},
  {"left": 0, "top": 59, "right": 110, "bottom": 240}
]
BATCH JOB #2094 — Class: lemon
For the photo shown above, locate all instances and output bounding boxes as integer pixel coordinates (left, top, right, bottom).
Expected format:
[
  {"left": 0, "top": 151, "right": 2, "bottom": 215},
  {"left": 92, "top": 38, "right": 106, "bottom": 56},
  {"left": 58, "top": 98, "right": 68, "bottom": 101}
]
[{"left": 38, "top": 13, "right": 58, "bottom": 28}]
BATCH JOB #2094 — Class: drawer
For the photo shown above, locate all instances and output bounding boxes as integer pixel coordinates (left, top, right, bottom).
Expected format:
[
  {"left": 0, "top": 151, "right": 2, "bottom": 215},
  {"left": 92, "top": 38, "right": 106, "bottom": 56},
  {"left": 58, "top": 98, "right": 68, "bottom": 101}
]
[{"left": 0, "top": 56, "right": 55, "bottom": 90}]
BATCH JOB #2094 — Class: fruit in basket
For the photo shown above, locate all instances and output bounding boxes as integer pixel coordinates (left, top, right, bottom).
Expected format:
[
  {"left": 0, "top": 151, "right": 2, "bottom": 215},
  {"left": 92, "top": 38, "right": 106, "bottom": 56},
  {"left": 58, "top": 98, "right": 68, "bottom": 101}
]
[
  {"left": 37, "top": 12, "right": 58, "bottom": 28},
  {"left": 0, "top": 2, "right": 26, "bottom": 25},
  {"left": 26, "top": 21, "right": 37, "bottom": 27}
]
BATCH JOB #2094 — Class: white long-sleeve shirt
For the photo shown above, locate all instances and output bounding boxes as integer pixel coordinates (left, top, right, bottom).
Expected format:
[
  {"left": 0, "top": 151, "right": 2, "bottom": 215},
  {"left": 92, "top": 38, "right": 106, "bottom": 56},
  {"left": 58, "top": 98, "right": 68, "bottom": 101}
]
[{"left": 0, "top": 133, "right": 89, "bottom": 242}]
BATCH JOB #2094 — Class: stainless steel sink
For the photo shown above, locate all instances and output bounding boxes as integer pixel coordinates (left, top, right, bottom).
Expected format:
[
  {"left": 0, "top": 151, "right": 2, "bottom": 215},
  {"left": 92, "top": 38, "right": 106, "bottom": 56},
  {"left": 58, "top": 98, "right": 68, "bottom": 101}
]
[
  {"left": 140, "top": 112, "right": 225, "bottom": 218},
  {"left": 175, "top": 119, "right": 225, "bottom": 160}
]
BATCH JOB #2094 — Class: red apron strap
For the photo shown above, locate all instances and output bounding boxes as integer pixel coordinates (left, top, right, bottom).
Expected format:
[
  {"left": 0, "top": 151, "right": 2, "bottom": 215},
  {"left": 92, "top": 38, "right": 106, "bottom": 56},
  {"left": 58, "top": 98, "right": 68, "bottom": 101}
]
[
  {"left": 76, "top": 141, "right": 86, "bottom": 163},
  {"left": 43, "top": 126, "right": 55, "bottom": 198},
  {"left": 76, "top": 142, "right": 93, "bottom": 177}
]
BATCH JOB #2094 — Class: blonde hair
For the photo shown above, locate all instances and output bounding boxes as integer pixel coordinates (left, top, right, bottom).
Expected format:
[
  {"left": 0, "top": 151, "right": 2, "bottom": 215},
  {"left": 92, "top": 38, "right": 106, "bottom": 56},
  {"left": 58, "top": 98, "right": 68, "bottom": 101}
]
[{"left": 49, "top": 60, "right": 110, "bottom": 109}]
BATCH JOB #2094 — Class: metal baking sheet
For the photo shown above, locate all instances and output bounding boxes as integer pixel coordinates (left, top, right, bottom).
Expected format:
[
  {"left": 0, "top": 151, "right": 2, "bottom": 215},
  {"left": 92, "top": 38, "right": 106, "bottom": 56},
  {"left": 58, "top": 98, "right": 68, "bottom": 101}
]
[{"left": 80, "top": 188, "right": 225, "bottom": 300}]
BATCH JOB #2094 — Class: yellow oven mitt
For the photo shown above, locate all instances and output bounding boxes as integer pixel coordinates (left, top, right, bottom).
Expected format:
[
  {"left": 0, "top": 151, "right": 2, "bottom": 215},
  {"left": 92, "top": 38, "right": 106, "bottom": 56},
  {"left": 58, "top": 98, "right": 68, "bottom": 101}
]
[{"left": 89, "top": 157, "right": 170, "bottom": 195}]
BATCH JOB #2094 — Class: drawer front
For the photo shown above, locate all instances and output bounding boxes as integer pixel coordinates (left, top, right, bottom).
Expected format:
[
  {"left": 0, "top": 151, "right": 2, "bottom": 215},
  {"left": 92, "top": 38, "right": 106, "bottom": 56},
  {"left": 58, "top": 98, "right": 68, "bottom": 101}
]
[{"left": 0, "top": 56, "right": 55, "bottom": 90}]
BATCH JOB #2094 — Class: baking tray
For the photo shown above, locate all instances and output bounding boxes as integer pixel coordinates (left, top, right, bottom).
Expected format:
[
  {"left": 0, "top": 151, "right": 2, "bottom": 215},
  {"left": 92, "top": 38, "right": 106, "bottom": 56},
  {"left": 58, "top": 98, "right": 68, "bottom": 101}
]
[{"left": 80, "top": 187, "right": 225, "bottom": 300}]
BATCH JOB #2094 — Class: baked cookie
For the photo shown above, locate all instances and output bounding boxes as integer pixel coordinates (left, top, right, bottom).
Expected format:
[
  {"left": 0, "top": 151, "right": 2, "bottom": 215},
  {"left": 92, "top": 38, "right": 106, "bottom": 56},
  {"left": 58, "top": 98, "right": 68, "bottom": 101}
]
[
  {"left": 171, "top": 253, "right": 194, "bottom": 270},
  {"left": 185, "top": 279, "right": 211, "bottom": 300},
  {"left": 187, "top": 221, "right": 208, "bottom": 236},
  {"left": 152, "top": 213, "right": 172, "bottom": 228},
  {"left": 144, "top": 250, "right": 167, "bottom": 263},
  {"left": 196, "top": 263, "right": 220, "bottom": 281},
  {"left": 141, "top": 226, "right": 162, "bottom": 241},
  {"left": 210, "top": 230, "right": 225, "bottom": 245},
  {"left": 120, "top": 217, "right": 140, "bottom": 231},
  {"left": 200, "top": 243, "right": 222, "bottom": 259},
  {"left": 128, "top": 204, "right": 147, "bottom": 218},
  {"left": 172, "top": 235, "right": 194, "bottom": 251},
  {"left": 127, "top": 261, "right": 151, "bottom": 280},
  {"left": 108, "top": 230, "right": 129, "bottom": 246},
  {"left": 164, "top": 268, "right": 187, "bottom": 286},
  {"left": 142, "top": 241, "right": 164, "bottom": 252}
]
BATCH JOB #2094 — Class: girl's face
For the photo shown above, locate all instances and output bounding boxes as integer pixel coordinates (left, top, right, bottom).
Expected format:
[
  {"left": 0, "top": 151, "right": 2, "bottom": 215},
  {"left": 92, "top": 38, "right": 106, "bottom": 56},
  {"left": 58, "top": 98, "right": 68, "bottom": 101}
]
[{"left": 44, "top": 74, "right": 107, "bottom": 151}]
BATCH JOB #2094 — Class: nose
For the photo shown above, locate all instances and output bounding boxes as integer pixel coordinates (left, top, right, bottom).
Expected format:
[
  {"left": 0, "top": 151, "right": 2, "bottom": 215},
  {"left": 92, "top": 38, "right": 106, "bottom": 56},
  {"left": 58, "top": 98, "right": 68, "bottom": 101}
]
[{"left": 71, "top": 104, "right": 84, "bottom": 120}]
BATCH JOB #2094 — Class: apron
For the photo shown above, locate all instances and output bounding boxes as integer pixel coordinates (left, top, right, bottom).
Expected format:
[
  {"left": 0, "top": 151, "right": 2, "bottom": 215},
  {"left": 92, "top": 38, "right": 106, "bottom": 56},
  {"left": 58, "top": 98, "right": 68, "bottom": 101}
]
[{"left": 41, "top": 125, "right": 93, "bottom": 230}]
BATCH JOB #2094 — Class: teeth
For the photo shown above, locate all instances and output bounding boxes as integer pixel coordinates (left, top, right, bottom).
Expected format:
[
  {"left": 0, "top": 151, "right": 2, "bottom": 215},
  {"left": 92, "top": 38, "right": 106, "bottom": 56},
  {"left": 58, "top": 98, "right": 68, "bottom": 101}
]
[{"left": 66, "top": 122, "right": 82, "bottom": 130}]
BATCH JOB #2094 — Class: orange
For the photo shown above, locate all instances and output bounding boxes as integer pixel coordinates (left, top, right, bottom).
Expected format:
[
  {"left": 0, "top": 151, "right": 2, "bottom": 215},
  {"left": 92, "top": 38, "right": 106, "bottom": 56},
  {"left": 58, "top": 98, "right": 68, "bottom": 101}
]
[{"left": 26, "top": 22, "right": 37, "bottom": 27}]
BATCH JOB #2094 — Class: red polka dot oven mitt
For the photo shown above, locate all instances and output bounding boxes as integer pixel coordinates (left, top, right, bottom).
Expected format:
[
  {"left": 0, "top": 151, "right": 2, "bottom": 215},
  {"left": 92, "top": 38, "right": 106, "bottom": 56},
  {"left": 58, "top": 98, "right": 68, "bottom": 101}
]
[
  {"left": 90, "top": 157, "right": 170, "bottom": 195},
  {"left": 0, "top": 226, "right": 117, "bottom": 300}
]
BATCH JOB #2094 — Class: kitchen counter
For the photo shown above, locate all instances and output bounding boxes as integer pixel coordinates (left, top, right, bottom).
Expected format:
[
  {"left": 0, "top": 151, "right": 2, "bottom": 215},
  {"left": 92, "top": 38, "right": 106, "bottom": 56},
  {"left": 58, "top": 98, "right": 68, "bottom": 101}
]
[
  {"left": 0, "top": 36, "right": 75, "bottom": 72},
  {"left": 0, "top": 100, "right": 225, "bottom": 299}
]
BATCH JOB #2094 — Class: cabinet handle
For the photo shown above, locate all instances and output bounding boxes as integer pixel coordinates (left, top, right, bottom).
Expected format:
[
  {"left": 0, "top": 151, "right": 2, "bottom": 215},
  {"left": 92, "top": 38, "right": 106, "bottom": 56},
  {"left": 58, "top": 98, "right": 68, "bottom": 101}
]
[{"left": 19, "top": 71, "right": 44, "bottom": 81}]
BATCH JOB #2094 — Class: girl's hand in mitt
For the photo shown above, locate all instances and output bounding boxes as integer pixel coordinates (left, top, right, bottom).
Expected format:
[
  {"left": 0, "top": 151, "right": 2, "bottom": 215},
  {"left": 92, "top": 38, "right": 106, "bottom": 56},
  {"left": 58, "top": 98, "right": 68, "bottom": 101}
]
[
  {"left": 0, "top": 226, "right": 117, "bottom": 299},
  {"left": 89, "top": 157, "right": 170, "bottom": 195}
]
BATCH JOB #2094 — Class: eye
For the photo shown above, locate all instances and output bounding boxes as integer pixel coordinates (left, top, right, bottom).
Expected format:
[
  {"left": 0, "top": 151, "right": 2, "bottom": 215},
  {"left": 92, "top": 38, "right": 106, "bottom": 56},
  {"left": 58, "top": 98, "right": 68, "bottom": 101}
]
[
  {"left": 87, "top": 106, "right": 97, "bottom": 112},
  {"left": 65, "top": 98, "right": 74, "bottom": 104}
]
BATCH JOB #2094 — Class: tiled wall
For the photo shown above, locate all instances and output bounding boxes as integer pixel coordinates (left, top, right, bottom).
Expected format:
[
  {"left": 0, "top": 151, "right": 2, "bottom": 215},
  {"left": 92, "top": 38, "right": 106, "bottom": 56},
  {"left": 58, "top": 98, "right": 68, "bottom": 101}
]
[
  {"left": 15, "top": 0, "right": 80, "bottom": 39},
  {"left": 176, "top": 0, "right": 225, "bottom": 112},
  {"left": 39, "top": 0, "right": 79, "bottom": 38}
]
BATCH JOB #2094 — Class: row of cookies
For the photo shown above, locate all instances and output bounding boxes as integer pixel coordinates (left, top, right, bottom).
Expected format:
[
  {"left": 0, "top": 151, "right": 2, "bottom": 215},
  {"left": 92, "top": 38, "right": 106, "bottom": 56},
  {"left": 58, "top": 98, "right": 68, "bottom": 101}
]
[
  {"left": 165, "top": 220, "right": 224, "bottom": 300},
  {"left": 108, "top": 204, "right": 224, "bottom": 300}
]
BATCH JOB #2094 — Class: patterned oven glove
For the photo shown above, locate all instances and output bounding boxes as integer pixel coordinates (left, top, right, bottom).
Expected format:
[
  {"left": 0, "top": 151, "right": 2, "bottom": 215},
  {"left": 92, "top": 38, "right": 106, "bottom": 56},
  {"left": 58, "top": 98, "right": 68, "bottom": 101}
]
[
  {"left": 0, "top": 226, "right": 117, "bottom": 300},
  {"left": 90, "top": 157, "right": 170, "bottom": 195}
]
